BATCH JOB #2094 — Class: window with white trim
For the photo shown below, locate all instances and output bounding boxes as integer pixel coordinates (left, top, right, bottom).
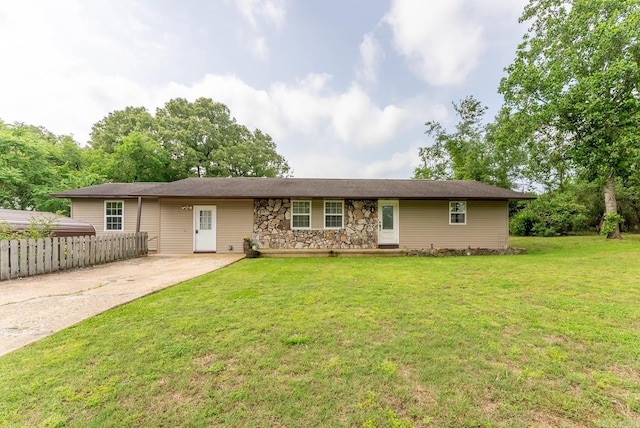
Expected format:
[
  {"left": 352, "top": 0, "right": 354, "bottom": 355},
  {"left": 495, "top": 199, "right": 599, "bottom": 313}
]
[
  {"left": 449, "top": 201, "right": 466, "bottom": 225},
  {"left": 105, "top": 200, "right": 124, "bottom": 231},
  {"left": 291, "top": 200, "right": 311, "bottom": 229},
  {"left": 324, "top": 200, "right": 344, "bottom": 229}
]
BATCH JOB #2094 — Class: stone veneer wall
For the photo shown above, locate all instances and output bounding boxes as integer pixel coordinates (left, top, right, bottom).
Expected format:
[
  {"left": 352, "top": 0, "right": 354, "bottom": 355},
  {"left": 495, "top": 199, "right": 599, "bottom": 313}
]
[{"left": 253, "top": 198, "right": 378, "bottom": 249}]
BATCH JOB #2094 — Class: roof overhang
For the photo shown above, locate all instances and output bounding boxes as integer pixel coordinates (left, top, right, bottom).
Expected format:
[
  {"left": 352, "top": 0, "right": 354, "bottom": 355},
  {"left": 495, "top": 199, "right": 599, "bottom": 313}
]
[{"left": 51, "top": 178, "right": 537, "bottom": 201}]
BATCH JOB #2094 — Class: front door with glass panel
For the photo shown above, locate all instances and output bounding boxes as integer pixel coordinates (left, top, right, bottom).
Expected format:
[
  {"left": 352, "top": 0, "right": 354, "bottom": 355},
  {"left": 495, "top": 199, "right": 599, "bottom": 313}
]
[
  {"left": 194, "top": 206, "right": 216, "bottom": 252},
  {"left": 378, "top": 200, "right": 399, "bottom": 246}
]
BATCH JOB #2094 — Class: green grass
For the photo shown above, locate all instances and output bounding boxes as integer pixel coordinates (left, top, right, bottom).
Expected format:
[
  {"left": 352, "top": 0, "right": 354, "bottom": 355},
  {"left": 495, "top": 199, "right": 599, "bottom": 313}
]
[{"left": 1, "top": 235, "right": 640, "bottom": 427}]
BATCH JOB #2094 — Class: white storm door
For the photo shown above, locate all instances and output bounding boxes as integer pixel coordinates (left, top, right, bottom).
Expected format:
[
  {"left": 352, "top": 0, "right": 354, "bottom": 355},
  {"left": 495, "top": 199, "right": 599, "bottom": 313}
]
[
  {"left": 378, "top": 200, "right": 399, "bottom": 245},
  {"left": 194, "top": 206, "right": 216, "bottom": 252}
]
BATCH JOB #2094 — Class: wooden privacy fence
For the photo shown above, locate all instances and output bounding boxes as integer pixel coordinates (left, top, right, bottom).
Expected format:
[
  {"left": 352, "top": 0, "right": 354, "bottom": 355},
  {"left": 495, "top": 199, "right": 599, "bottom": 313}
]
[{"left": 0, "top": 232, "right": 148, "bottom": 281}]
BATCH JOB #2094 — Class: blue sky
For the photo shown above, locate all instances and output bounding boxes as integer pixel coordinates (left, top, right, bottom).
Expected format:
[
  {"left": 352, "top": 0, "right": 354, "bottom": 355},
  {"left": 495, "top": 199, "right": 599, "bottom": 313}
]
[{"left": 0, "top": 0, "right": 527, "bottom": 178}]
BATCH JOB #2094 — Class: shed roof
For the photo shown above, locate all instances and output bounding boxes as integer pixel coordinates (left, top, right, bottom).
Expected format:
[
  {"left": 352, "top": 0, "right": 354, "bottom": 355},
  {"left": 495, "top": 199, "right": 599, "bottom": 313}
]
[
  {"left": 54, "top": 178, "right": 534, "bottom": 200},
  {"left": 0, "top": 209, "right": 96, "bottom": 237}
]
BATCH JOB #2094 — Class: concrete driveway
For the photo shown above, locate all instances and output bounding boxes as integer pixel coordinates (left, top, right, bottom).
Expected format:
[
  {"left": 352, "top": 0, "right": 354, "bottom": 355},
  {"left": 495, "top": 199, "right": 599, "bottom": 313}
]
[{"left": 0, "top": 254, "right": 244, "bottom": 356}]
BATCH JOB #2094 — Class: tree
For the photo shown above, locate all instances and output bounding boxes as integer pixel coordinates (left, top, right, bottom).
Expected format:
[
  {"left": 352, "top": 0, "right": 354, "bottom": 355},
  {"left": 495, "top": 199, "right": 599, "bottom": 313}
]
[
  {"left": 499, "top": 0, "right": 640, "bottom": 238},
  {"left": 155, "top": 97, "right": 290, "bottom": 178},
  {"left": 0, "top": 121, "right": 99, "bottom": 214},
  {"left": 213, "top": 128, "right": 291, "bottom": 177},
  {"left": 414, "top": 96, "right": 517, "bottom": 188},
  {"left": 89, "top": 98, "right": 291, "bottom": 179},
  {"left": 0, "top": 121, "right": 51, "bottom": 210},
  {"left": 105, "top": 132, "right": 175, "bottom": 182},
  {"left": 89, "top": 106, "right": 155, "bottom": 153}
]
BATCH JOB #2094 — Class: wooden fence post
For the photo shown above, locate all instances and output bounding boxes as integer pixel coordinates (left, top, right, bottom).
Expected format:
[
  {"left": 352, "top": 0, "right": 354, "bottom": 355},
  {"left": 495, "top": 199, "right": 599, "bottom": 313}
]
[
  {"left": 65, "top": 237, "right": 72, "bottom": 270},
  {"left": 10, "top": 239, "right": 19, "bottom": 279},
  {"left": 28, "top": 239, "right": 36, "bottom": 276},
  {"left": 79, "top": 236, "right": 85, "bottom": 268},
  {"left": 52, "top": 237, "right": 59, "bottom": 272},
  {"left": 19, "top": 238, "right": 27, "bottom": 275},
  {"left": 44, "top": 238, "right": 52, "bottom": 274},
  {"left": 60, "top": 237, "right": 67, "bottom": 270},
  {"left": 0, "top": 240, "right": 8, "bottom": 281}
]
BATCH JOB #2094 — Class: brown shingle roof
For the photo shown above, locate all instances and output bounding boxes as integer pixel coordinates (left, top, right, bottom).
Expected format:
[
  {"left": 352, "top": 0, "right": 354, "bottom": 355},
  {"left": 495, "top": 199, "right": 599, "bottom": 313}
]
[
  {"left": 135, "top": 178, "right": 534, "bottom": 200},
  {"left": 52, "top": 182, "right": 164, "bottom": 198},
  {"left": 52, "top": 178, "right": 534, "bottom": 200}
]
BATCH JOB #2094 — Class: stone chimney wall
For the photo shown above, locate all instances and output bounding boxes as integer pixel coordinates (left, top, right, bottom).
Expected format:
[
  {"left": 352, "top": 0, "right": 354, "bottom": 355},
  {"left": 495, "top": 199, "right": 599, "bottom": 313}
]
[{"left": 253, "top": 198, "right": 378, "bottom": 249}]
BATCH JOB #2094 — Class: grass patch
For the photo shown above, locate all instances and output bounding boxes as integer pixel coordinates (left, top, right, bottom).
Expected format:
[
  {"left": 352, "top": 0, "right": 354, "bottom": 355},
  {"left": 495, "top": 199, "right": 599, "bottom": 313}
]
[{"left": 1, "top": 235, "right": 639, "bottom": 427}]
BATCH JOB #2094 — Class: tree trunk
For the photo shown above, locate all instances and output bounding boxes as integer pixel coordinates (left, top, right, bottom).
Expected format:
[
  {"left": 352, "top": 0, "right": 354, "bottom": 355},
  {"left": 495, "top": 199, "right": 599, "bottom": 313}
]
[{"left": 604, "top": 174, "right": 622, "bottom": 239}]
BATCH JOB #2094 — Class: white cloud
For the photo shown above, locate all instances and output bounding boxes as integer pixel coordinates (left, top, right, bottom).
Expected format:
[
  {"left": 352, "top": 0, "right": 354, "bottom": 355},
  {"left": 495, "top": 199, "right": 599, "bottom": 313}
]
[
  {"left": 0, "top": 0, "right": 168, "bottom": 142},
  {"left": 157, "top": 74, "right": 410, "bottom": 149},
  {"left": 356, "top": 32, "right": 385, "bottom": 84},
  {"left": 360, "top": 145, "right": 423, "bottom": 178},
  {"left": 0, "top": 1, "right": 470, "bottom": 178},
  {"left": 384, "top": 0, "right": 483, "bottom": 86},
  {"left": 330, "top": 86, "right": 407, "bottom": 147},
  {"left": 233, "top": 0, "right": 285, "bottom": 59},
  {"left": 250, "top": 36, "right": 270, "bottom": 59},
  {"left": 384, "top": 0, "right": 524, "bottom": 87},
  {"left": 144, "top": 73, "right": 432, "bottom": 178},
  {"left": 235, "top": 0, "right": 286, "bottom": 29}
]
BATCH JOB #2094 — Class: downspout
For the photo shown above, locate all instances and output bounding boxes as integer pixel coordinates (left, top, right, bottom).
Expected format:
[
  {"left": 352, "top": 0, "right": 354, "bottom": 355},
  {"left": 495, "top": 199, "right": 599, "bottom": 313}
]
[{"left": 136, "top": 196, "right": 142, "bottom": 233}]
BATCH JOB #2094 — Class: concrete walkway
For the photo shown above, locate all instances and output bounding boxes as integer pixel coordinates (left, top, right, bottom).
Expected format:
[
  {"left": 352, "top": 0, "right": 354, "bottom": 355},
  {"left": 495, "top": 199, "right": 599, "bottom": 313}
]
[{"left": 0, "top": 254, "right": 244, "bottom": 356}]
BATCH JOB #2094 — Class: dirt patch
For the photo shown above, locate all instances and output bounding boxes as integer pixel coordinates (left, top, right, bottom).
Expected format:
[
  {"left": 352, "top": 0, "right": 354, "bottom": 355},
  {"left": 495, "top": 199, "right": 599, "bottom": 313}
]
[{"left": 609, "top": 365, "right": 640, "bottom": 384}]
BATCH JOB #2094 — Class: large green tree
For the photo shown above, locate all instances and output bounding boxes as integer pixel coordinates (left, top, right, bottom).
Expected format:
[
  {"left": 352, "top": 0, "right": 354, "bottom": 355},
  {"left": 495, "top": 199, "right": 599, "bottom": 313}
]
[
  {"left": 499, "top": 0, "right": 640, "bottom": 238},
  {"left": 0, "top": 121, "right": 100, "bottom": 213},
  {"left": 154, "top": 98, "right": 290, "bottom": 178},
  {"left": 105, "top": 132, "right": 175, "bottom": 182},
  {"left": 89, "top": 98, "right": 291, "bottom": 179},
  {"left": 89, "top": 106, "right": 156, "bottom": 153},
  {"left": 414, "top": 96, "right": 519, "bottom": 188}
]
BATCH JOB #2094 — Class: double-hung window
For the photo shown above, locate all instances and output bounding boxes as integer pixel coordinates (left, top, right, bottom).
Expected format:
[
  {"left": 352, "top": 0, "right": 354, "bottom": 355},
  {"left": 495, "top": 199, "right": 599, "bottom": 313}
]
[
  {"left": 105, "top": 200, "right": 124, "bottom": 231},
  {"left": 324, "top": 200, "right": 343, "bottom": 229},
  {"left": 449, "top": 201, "right": 466, "bottom": 225},
  {"left": 291, "top": 200, "right": 311, "bottom": 229}
]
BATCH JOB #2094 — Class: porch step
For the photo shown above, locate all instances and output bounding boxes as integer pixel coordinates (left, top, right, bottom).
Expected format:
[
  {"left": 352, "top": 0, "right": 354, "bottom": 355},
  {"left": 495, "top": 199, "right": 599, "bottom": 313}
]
[
  {"left": 258, "top": 248, "right": 408, "bottom": 258},
  {"left": 377, "top": 244, "right": 400, "bottom": 249}
]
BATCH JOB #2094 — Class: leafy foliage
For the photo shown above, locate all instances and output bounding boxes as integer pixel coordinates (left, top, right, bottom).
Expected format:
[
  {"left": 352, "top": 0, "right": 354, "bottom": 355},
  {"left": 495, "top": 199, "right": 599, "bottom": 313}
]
[
  {"left": 90, "top": 106, "right": 156, "bottom": 154},
  {"left": 0, "top": 98, "right": 291, "bottom": 214},
  {"left": 414, "top": 96, "right": 520, "bottom": 188},
  {"left": 0, "top": 214, "right": 58, "bottom": 240},
  {"left": 510, "top": 190, "right": 589, "bottom": 236},
  {"left": 600, "top": 212, "right": 625, "bottom": 237},
  {"left": 154, "top": 98, "right": 290, "bottom": 178},
  {"left": 105, "top": 132, "right": 175, "bottom": 182},
  {"left": 0, "top": 121, "right": 100, "bottom": 213},
  {"left": 89, "top": 98, "right": 291, "bottom": 180},
  {"left": 499, "top": 0, "right": 640, "bottom": 238}
]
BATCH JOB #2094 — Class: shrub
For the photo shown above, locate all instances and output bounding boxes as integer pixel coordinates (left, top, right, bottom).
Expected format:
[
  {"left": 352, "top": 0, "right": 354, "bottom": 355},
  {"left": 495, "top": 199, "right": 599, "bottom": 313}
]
[{"left": 510, "top": 192, "right": 589, "bottom": 236}]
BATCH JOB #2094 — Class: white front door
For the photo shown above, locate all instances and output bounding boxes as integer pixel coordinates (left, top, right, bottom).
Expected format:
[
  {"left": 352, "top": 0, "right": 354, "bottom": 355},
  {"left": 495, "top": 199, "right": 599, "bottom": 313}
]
[
  {"left": 194, "top": 206, "right": 216, "bottom": 252},
  {"left": 378, "top": 200, "right": 399, "bottom": 246}
]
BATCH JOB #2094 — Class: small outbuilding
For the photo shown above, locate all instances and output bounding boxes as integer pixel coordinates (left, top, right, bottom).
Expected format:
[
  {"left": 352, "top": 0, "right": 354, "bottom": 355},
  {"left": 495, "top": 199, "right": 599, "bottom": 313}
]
[{"left": 0, "top": 208, "right": 96, "bottom": 238}]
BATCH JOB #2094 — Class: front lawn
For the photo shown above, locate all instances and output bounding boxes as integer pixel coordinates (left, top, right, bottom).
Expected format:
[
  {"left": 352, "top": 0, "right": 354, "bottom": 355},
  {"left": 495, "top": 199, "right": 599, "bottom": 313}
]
[{"left": 1, "top": 236, "right": 639, "bottom": 427}]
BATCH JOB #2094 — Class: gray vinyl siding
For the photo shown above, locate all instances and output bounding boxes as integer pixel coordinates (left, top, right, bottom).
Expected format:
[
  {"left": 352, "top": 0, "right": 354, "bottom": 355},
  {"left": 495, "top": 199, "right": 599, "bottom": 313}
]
[
  {"left": 399, "top": 200, "right": 509, "bottom": 250},
  {"left": 70, "top": 198, "right": 159, "bottom": 251},
  {"left": 159, "top": 199, "right": 253, "bottom": 254}
]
